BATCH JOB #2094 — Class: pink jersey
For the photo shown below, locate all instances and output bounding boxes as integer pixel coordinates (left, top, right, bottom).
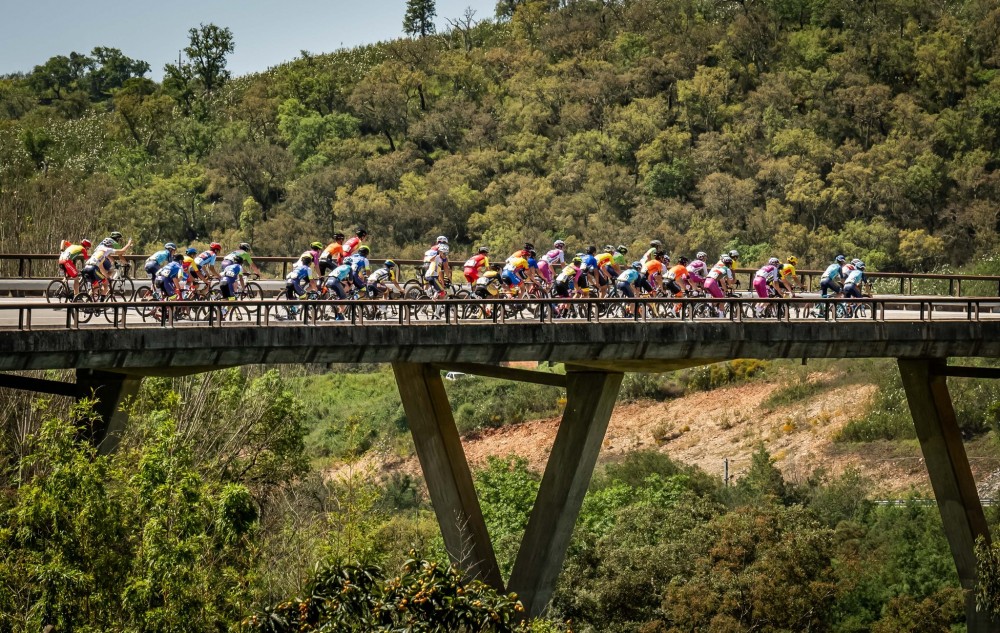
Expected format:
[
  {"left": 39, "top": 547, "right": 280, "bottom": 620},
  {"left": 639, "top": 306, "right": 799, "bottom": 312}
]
[
  {"left": 755, "top": 264, "right": 779, "bottom": 282},
  {"left": 542, "top": 248, "right": 565, "bottom": 265}
]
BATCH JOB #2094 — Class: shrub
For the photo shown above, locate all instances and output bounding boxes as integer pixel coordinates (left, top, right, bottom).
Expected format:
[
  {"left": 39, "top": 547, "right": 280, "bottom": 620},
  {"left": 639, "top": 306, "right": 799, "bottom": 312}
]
[{"left": 685, "top": 359, "right": 769, "bottom": 392}]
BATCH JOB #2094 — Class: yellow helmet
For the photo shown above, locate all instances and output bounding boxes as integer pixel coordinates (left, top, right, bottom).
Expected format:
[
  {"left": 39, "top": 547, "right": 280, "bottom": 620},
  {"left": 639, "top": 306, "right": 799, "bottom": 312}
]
[{"left": 787, "top": 256, "right": 798, "bottom": 265}]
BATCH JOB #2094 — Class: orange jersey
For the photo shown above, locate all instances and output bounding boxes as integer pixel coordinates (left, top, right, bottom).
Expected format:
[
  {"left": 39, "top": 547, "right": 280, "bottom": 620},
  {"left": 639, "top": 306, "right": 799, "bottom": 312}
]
[
  {"left": 642, "top": 260, "right": 664, "bottom": 277},
  {"left": 668, "top": 264, "right": 688, "bottom": 281}
]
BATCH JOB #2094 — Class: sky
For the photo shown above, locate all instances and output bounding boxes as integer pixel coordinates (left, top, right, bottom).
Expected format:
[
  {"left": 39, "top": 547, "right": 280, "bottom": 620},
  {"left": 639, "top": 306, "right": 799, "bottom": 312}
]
[{"left": 1, "top": 0, "right": 498, "bottom": 78}]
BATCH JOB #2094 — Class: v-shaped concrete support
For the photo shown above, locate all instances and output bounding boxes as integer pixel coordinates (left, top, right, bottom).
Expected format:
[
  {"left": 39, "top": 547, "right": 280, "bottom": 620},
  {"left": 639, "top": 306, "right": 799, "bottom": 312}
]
[
  {"left": 898, "top": 359, "right": 997, "bottom": 633},
  {"left": 392, "top": 362, "right": 623, "bottom": 617}
]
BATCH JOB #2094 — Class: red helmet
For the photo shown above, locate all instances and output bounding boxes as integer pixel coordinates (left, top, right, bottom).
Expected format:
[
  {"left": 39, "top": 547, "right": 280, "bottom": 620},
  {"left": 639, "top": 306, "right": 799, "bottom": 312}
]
[
  {"left": 210, "top": 242, "right": 222, "bottom": 252},
  {"left": 80, "top": 239, "right": 92, "bottom": 248}
]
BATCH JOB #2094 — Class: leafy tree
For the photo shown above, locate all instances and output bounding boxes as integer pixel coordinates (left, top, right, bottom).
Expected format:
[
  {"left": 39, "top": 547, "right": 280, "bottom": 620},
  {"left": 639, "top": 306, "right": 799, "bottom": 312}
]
[{"left": 403, "top": 0, "right": 437, "bottom": 37}]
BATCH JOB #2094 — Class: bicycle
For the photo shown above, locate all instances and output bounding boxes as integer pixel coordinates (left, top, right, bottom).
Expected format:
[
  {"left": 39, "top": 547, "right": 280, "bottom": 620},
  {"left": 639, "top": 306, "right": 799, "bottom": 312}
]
[{"left": 71, "top": 281, "right": 128, "bottom": 324}]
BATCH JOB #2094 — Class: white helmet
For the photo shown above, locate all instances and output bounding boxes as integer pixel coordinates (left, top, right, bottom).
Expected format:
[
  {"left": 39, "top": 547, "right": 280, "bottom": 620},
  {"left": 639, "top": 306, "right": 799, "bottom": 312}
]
[
  {"left": 437, "top": 235, "right": 449, "bottom": 244},
  {"left": 438, "top": 244, "right": 450, "bottom": 254},
  {"left": 696, "top": 251, "right": 707, "bottom": 261},
  {"left": 768, "top": 257, "right": 780, "bottom": 266},
  {"left": 856, "top": 260, "right": 865, "bottom": 270},
  {"left": 554, "top": 239, "right": 565, "bottom": 248},
  {"left": 722, "top": 255, "right": 734, "bottom": 265},
  {"left": 729, "top": 249, "right": 740, "bottom": 259}
]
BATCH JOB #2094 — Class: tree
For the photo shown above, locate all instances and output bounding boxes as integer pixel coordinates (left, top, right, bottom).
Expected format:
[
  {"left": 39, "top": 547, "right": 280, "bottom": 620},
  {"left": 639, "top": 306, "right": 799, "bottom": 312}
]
[
  {"left": 87, "top": 47, "right": 150, "bottom": 99},
  {"left": 403, "top": 0, "right": 437, "bottom": 37},
  {"left": 164, "top": 23, "right": 234, "bottom": 98}
]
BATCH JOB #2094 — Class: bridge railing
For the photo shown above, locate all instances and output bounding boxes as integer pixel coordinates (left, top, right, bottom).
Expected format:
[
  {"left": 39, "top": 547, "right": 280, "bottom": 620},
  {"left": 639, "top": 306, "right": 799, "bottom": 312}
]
[
  {"left": 7, "top": 252, "right": 1000, "bottom": 297},
  {"left": 2, "top": 296, "right": 999, "bottom": 332}
]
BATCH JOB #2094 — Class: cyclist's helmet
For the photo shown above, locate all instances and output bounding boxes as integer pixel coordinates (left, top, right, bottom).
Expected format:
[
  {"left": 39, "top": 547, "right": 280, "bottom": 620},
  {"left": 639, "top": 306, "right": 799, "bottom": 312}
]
[
  {"left": 239, "top": 242, "right": 252, "bottom": 251},
  {"left": 478, "top": 246, "right": 489, "bottom": 254},
  {"left": 663, "top": 254, "right": 671, "bottom": 262},
  {"left": 768, "top": 257, "right": 780, "bottom": 266},
  {"left": 835, "top": 254, "right": 846, "bottom": 263},
  {"left": 186, "top": 247, "right": 198, "bottom": 256},
  {"left": 210, "top": 242, "right": 222, "bottom": 252},
  {"left": 384, "top": 260, "right": 396, "bottom": 268},
  {"left": 101, "top": 238, "right": 114, "bottom": 247},
  {"left": 617, "top": 245, "right": 628, "bottom": 254},
  {"left": 356, "top": 227, "right": 368, "bottom": 237},
  {"left": 523, "top": 242, "right": 534, "bottom": 251},
  {"left": 310, "top": 241, "right": 323, "bottom": 250},
  {"left": 165, "top": 242, "right": 177, "bottom": 251},
  {"left": 856, "top": 261, "right": 866, "bottom": 270},
  {"left": 697, "top": 251, "right": 707, "bottom": 261},
  {"left": 572, "top": 254, "right": 583, "bottom": 264},
  {"left": 358, "top": 246, "right": 371, "bottom": 255},
  {"left": 650, "top": 240, "right": 662, "bottom": 248},
  {"left": 528, "top": 249, "right": 537, "bottom": 259},
  {"left": 554, "top": 239, "right": 566, "bottom": 248},
  {"left": 301, "top": 254, "right": 313, "bottom": 263},
  {"left": 437, "top": 235, "right": 449, "bottom": 244},
  {"left": 334, "top": 232, "right": 345, "bottom": 240},
  {"left": 604, "top": 245, "right": 614, "bottom": 253},
  {"left": 110, "top": 231, "right": 123, "bottom": 241},
  {"left": 678, "top": 256, "right": 689, "bottom": 265},
  {"left": 437, "top": 245, "right": 449, "bottom": 254},
  {"left": 722, "top": 255, "right": 734, "bottom": 265},
  {"left": 729, "top": 249, "right": 740, "bottom": 259},
  {"left": 787, "top": 256, "right": 798, "bottom": 265},
  {"left": 587, "top": 245, "right": 597, "bottom": 254},
  {"left": 631, "top": 261, "right": 641, "bottom": 269},
  {"left": 173, "top": 253, "right": 185, "bottom": 262},
  {"left": 851, "top": 258, "right": 862, "bottom": 267},
  {"left": 81, "top": 239, "right": 92, "bottom": 248}
]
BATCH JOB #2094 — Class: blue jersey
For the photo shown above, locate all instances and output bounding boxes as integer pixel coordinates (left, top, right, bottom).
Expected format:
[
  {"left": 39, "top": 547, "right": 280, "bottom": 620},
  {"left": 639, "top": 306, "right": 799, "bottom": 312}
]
[
  {"left": 328, "top": 264, "right": 352, "bottom": 281},
  {"left": 845, "top": 269, "right": 866, "bottom": 285},
  {"left": 582, "top": 254, "right": 598, "bottom": 272},
  {"left": 350, "top": 255, "right": 369, "bottom": 273},
  {"left": 156, "top": 261, "right": 183, "bottom": 279},
  {"left": 286, "top": 263, "right": 311, "bottom": 282},
  {"left": 822, "top": 263, "right": 843, "bottom": 282},
  {"left": 526, "top": 257, "right": 538, "bottom": 270},
  {"left": 617, "top": 269, "right": 640, "bottom": 284},
  {"left": 221, "top": 263, "right": 243, "bottom": 281},
  {"left": 146, "top": 250, "right": 171, "bottom": 267},
  {"left": 194, "top": 251, "right": 216, "bottom": 267}
]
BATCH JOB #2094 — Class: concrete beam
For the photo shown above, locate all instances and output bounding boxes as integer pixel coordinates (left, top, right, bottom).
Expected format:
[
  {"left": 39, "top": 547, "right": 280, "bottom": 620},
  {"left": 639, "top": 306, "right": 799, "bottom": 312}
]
[
  {"left": 507, "top": 368, "right": 624, "bottom": 617},
  {"left": 391, "top": 362, "right": 504, "bottom": 590},
  {"left": 898, "top": 359, "right": 998, "bottom": 632},
  {"left": 0, "top": 372, "right": 83, "bottom": 398},
  {"left": 75, "top": 369, "right": 142, "bottom": 454},
  {"left": 429, "top": 362, "right": 567, "bottom": 387}
]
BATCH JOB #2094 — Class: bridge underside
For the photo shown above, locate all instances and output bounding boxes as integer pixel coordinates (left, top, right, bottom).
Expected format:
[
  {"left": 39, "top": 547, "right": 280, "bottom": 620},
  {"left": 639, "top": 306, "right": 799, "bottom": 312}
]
[{"left": 3, "top": 323, "right": 1000, "bottom": 628}]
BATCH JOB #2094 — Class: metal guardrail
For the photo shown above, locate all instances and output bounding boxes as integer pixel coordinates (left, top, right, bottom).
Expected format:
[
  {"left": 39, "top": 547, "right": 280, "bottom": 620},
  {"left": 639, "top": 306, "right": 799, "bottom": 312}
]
[
  {"left": 2, "top": 296, "right": 999, "bottom": 332},
  {"left": 5, "top": 253, "right": 1000, "bottom": 297}
]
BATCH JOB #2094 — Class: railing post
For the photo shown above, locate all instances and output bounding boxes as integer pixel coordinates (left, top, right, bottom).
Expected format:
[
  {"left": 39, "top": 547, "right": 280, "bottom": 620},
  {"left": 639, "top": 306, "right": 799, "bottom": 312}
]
[
  {"left": 949, "top": 278, "right": 955, "bottom": 296},
  {"left": 900, "top": 277, "right": 905, "bottom": 295}
]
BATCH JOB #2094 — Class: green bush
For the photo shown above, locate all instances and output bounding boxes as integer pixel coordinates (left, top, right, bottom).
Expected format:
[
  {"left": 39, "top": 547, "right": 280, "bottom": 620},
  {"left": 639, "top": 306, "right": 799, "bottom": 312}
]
[
  {"left": 685, "top": 359, "right": 770, "bottom": 392},
  {"left": 618, "top": 373, "right": 684, "bottom": 402}
]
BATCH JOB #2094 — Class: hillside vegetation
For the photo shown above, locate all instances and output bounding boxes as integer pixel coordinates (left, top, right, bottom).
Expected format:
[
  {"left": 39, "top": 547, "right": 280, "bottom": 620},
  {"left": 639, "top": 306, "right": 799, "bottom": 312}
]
[{"left": 2, "top": 0, "right": 1000, "bottom": 270}]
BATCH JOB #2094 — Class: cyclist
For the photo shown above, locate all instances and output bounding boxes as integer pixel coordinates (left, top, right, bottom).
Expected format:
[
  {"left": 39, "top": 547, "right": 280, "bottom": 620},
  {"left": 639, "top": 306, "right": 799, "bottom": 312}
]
[
  {"left": 319, "top": 233, "right": 346, "bottom": 275},
  {"left": 349, "top": 246, "right": 371, "bottom": 290},
  {"left": 596, "top": 246, "right": 620, "bottom": 296},
  {"left": 705, "top": 255, "right": 735, "bottom": 299},
  {"left": 153, "top": 253, "right": 186, "bottom": 301},
  {"left": 303, "top": 241, "right": 325, "bottom": 276},
  {"left": 616, "top": 261, "right": 642, "bottom": 298},
  {"left": 423, "top": 236, "right": 451, "bottom": 284},
  {"left": 424, "top": 244, "right": 449, "bottom": 297},
  {"left": 554, "top": 255, "right": 583, "bottom": 299},
  {"left": 501, "top": 250, "right": 530, "bottom": 295},
  {"left": 222, "top": 243, "right": 261, "bottom": 277},
  {"left": 181, "top": 247, "right": 199, "bottom": 290},
  {"left": 779, "top": 256, "right": 799, "bottom": 297},
  {"left": 473, "top": 269, "right": 503, "bottom": 299},
  {"left": 537, "top": 240, "right": 566, "bottom": 286},
  {"left": 83, "top": 237, "right": 133, "bottom": 298},
  {"left": 144, "top": 243, "right": 176, "bottom": 280},
  {"left": 640, "top": 240, "right": 662, "bottom": 265},
  {"left": 343, "top": 227, "right": 368, "bottom": 259},
  {"left": 218, "top": 255, "right": 244, "bottom": 306},
  {"left": 843, "top": 261, "right": 868, "bottom": 298},
  {"left": 665, "top": 256, "right": 690, "bottom": 297},
  {"left": 463, "top": 246, "right": 491, "bottom": 284},
  {"left": 367, "top": 260, "right": 405, "bottom": 299},
  {"left": 612, "top": 245, "right": 629, "bottom": 272},
  {"left": 639, "top": 252, "right": 666, "bottom": 294},
  {"left": 192, "top": 243, "right": 223, "bottom": 282},
  {"left": 325, "top": 259, "right": 354, "bottom": 299},
  {"left": 58, "top": 238, "right": 91, "bottom": 295},
  {"left": 687, "top": 252, "right": 708, "bottom": 286},
  {"left": 753, "top": 257, "right": 783, "bottom": 299},
  {"left": 285, "top": 254, "right": 318, "bottom": 303},
  {"left": 728, "top": 249, "right": 741, "bottom": 265},
  {"left": 820, "top": 255, "right": 847, "bottom": 297},
  {"left": 509, "top": 242, "right": 535, "bottom": 260},
  {"left": 581, "top": 246, "right": 600, "bottom": 290}
]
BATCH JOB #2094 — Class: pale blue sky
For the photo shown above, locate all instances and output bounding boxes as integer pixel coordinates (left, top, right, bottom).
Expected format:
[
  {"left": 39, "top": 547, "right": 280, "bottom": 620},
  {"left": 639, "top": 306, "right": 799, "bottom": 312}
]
[{"left": 2, "top": 0, "right": 497, "bottom": 78}]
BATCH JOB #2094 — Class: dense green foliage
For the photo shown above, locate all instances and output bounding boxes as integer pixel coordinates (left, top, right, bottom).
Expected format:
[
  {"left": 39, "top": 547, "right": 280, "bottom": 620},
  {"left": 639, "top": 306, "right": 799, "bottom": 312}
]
[{"left": 4, "top": 0, "right": 1000, "bottom": 271}]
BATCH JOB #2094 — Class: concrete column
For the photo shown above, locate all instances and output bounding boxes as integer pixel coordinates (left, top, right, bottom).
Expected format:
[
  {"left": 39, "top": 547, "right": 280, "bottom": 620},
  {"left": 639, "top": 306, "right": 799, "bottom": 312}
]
[
  {"left": 391, "top": 362, "right": 504, "bottom": 589},
  {"left": 507, "top": 369, "right": 624, "bottom": 617},
  {"left": 898, "top": 359, "right": 997, "bottom": 632},
  {"left": 75, "top": 369, "right": 142, "bottom": 454}
]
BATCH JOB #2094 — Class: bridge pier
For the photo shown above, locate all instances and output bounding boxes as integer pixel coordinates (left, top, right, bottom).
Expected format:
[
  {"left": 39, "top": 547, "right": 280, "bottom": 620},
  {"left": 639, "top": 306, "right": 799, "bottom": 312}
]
[
  {"left": 75, "top": 369, "right": 142, "bottom": 454},
  {"left": 898, "top": 359, "right": 998, "bottom": 632},
  {"left": 392, "top": 362, "right": 623, "bottom": 616}
]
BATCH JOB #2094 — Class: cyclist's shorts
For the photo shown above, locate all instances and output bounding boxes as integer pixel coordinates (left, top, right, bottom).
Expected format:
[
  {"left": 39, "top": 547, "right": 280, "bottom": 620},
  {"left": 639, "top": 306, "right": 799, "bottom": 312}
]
[
  {"left": 286, "top": 280, "right": 304, "bottom": 300},
  {"left": 327, "top": 278, "right": 347, "bottom": 299},
  {"left": 365, "top": 283, "right": 384, "bottom": 299},
  {"left": 553, "top": 281, "right": 571, "bottom": 298},
  {"left": 102, "top": 259, "right": 113, "bottom": 273},
  {"left": 704, "top": 278, "right": 724, "bottom": 299},
  {"left": 688, "top": 273, "right": 705, "bottom": 285},
  {"left": 536, "top": 260, "right": 553, "bottom": 283},
  {"left": 464, "top": 268, "right": 479, "bottom": 284},
  {"left": 636, "top": 275, "right": 653, "bottom": 294},
  {"left": 426, "top": 276, "right": 443, "bottom": 293},
  {"left": 60, "top": 260, "right": 79, "bottom": 278},
  {"left": 843, "top": 283, "right": 862, "bottom": 299},
  {"left": 156, "top": 278, "right": 176, "bottom": 298},
  {"left": 616, "top": 282, "right": 635, "bottom": 298},
  {"left": 501, "top": 270, "right": 522, "bottom": 286},
  {"left": 752, "top": 276, "right": 769, "bottom": 299},
  {"left": 603, "top": 265, "right": 616, "bottom": 282},
  {"left": 664, "top": 280, "right": 682, "bottom": 296},
  {"left": 318, "top": 259, "right": 335, "bottom": 277},
  {"left": 219, "top": 281, "right": 236, "bottom": 299},
  {"left": 82, "top": 265, "right": 102, "bottom": 283}
]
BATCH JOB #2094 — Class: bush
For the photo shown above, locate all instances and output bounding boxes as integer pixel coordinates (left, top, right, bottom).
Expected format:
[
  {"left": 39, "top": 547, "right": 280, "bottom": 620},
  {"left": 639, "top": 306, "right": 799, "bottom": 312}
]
[
  {"left": 685, "top": 359, "right": 769, "bottom": 392},
  {"left": 618, "top": 373, "right": 684, "bottom": 402}
]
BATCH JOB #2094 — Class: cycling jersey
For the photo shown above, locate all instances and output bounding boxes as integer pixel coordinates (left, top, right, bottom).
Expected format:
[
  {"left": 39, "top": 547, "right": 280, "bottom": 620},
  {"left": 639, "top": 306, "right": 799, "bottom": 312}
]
[
  {"left": 86, "top": 245, "right": 117, "bottom": 270},
  {"left": 320, "top": 242, "right": 344, "bottom": 263},
  {"left": 707, "top": 263, "right": 733, "bottom": 281},
  {"left": 780, "top": 264, "right": 796, "bottom": 280},
  {"left": 223, "top": 250, "right": 253, "bottom": 267},
  {"left": 821, "top": 263, "right": 843, "bottom": 282},
  {"left": 343, "top": 237, "right": 363, "bottom": 257},
  {"left": 328, "top": 264, "right": 352, "bottom": 282},
  {"left": 612, "top": 252, "right": 627, "bottom": 267},
  {"left": 639, "top": 247, "right": 658, "bottom": 264},
  {"left": 582, "top": 254, "right": 599, "bottom": 273},
  {"left": 464, "top": 253, "right": 489, "bottom": 270},
  {"left": 194, "top": 251, "right": 216, "bottom": 269},
  {"left": 556, "top": 263, "right": 580, "bottom": 284},
  {"left": 755, "top": 264, "right": 780, "bottom": 283},
  {"left": 183, "top": 255, "right": 196, "bottom": 273},
  {"left": 425, "top": 252, "right": 444, "bottom": 280},
  {"left": 617, "top": 269, "right": 640, "bottom": 284},
  {"left": 845, "top": 269, "right": 866, "bottom": 286},
  {"left": 286, "top": 263, "right": 312, "bottom": 283},
  {"left": 542, "top": 248, "right": 565, "bottom": 265},
  {"left": 368, "top": 267, "right": 396, "bottom": 285},
  {"left": 59, "top": 244, "right": 87, "bottom": 262},
  {"left": 156, "top": 261, "right": 183, "bottom": 280},
  {"left": 688, "top": 260, "right": 708, "bottom": 275},
  {"left": 596, "top": 253, "right": 614, "bottom": 268},
  {"left": 641, "top": 259, "right": 664, "bottom": 279},
  {"left": 350, "top": 255, "right": 370, "bottom": 274},
  {"left": 221, "top": 263, "right": 243, "bottom": 280},
  {"left": 666, "top": 264, "right": 688, "bottom": 282},
  {"left": 503, "top": 256, "right": 528, "bottom": 273}
]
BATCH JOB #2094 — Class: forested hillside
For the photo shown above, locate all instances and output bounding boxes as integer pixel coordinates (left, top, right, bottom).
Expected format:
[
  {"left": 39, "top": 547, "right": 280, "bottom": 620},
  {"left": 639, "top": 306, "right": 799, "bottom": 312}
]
[{"left": 2, "top": 0, "right": 1000, "bottom": 269}]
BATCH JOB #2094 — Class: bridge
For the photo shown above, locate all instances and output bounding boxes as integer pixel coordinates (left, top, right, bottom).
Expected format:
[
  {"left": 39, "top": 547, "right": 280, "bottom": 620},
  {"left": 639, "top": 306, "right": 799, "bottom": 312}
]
[{"left": 2, "top": 294, "right": 1000, "bottom": 630}]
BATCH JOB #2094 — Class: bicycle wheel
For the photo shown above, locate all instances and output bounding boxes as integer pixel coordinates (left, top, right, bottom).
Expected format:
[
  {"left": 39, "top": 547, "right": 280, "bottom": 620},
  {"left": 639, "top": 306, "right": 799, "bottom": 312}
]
[
  {"left": 46, "top": 280, "right": 71, "bottom": 303},
  {"left": 135, "top": 286, "right": 159, "bottom": 320},
  {"left": 113, "top": 277, "right": 135, "bottom": 299},
  {"left": 271, "top": 292, "right": 298, "bottom": 321},
  {"left": 102, "top": 291, "right": 128, "bottom": 323},
  {"left": 71, "top": 293, "right": 95, "bottom": 324},
  {"left": 244, "top": 282, "right": 265, "bottom": 300}
]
